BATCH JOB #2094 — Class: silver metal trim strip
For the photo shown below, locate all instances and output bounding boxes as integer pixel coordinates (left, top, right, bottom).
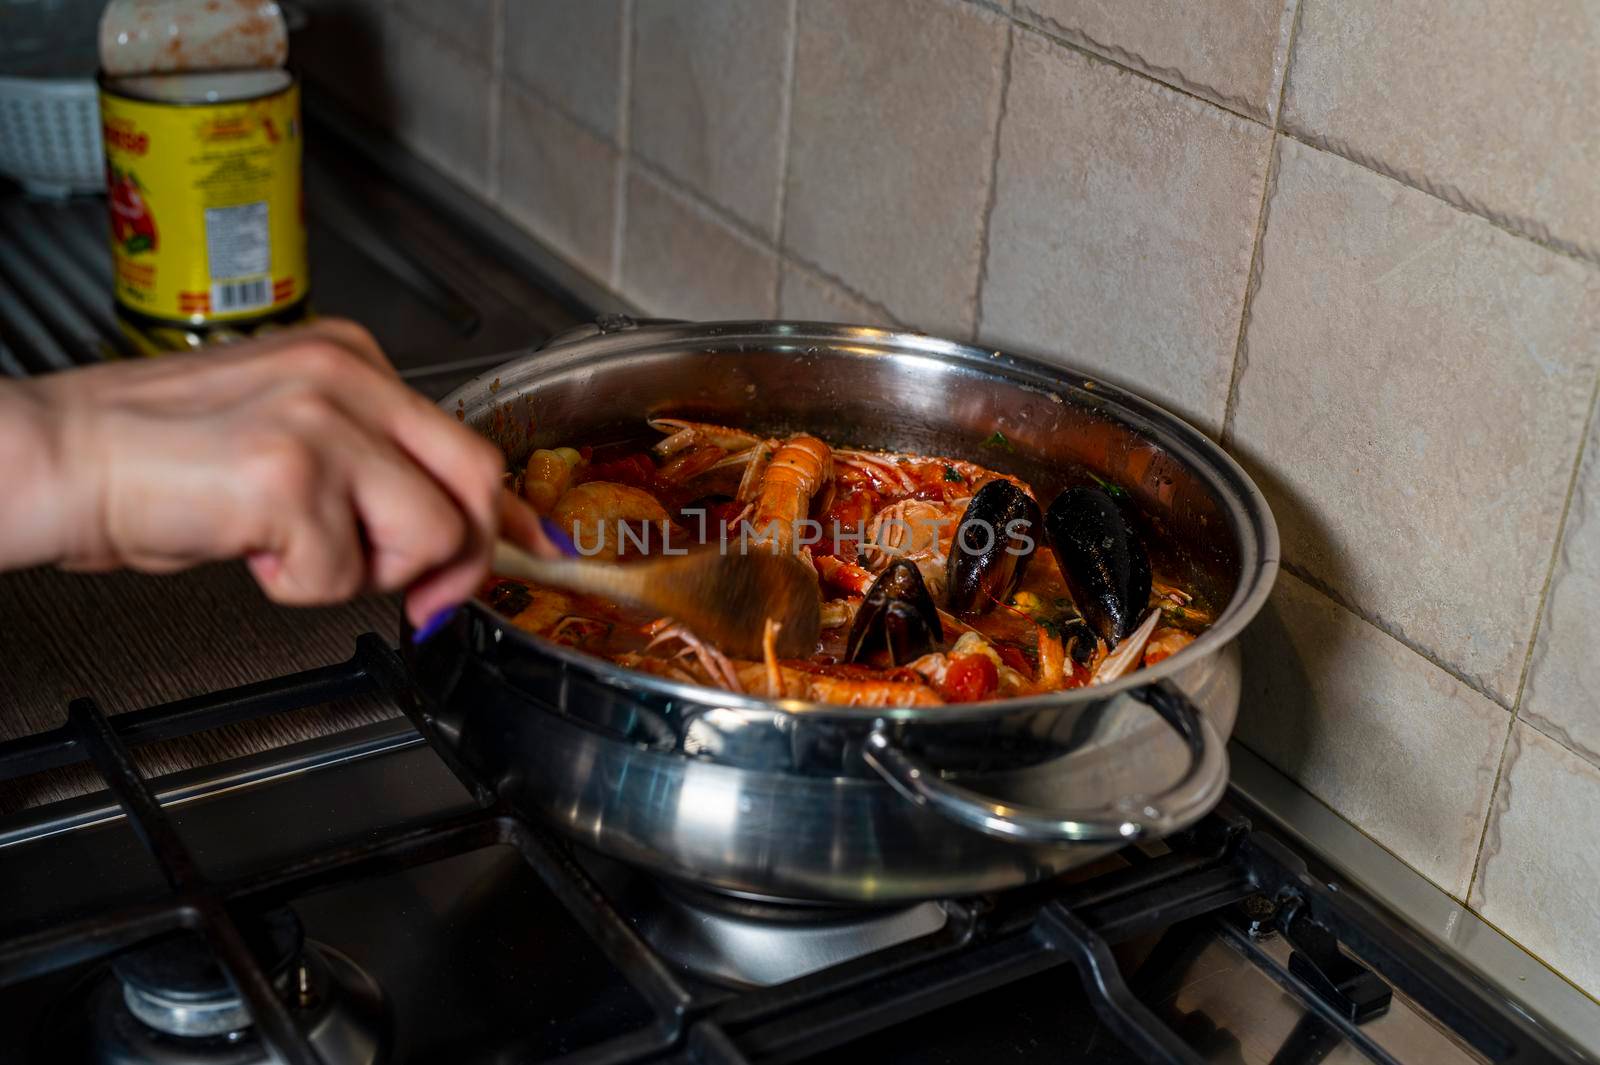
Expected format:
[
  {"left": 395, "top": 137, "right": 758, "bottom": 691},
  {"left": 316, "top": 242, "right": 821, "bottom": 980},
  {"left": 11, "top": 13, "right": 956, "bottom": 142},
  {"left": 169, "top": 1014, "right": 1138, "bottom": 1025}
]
[
  {"left": 0, "top": 719, "right": 422, "bottom": 849},
  {"left": 1230, "top": 740, "right": 1600, "bottom": 1055}
]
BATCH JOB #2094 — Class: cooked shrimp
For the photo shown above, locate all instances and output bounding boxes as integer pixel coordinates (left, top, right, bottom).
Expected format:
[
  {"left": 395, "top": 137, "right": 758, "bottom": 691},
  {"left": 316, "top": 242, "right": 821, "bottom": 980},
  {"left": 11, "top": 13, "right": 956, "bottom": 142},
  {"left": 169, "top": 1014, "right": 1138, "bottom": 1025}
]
[
  {"left": 835, "top": 449, "right": 918, "bottom": 494},
  {"left": 815, "top": 554, "right": 876, "bottom": 595},
  {"left": 819, "top": 598, "right": 859, "bottom": 629},
  {"left": 734, "top": 446, "right": 772, "bottom": 502},
  {"left": 859, "top": 497, "right": 967, "bottom": 599},
  {"left": 644, "top": 619, "right": 743, "bottom": 691},
  {"left": 748, "top": 434, "right": 831, "bottom": 553},
  {"left": 657, "top": 444, "right": 728, "bottom": 484},
  {"left": 731, "top": 658, "right": 942, "bottom": 705},
  {"left": 802, "top": 674, "right": 942, "bottom": 706},
  {"left": 648, "top": 418, "right": 764, "bottom": 457},
  {"left": 761, "top": 618, "right": 784, "bottom": 697},
  {"left": 1036, "top": 627, "right": 1066, "bottom": 689},
  {"left": 905, "top": 631, "right": 1029, "bottom": 697},
  {"left": 1091, "top": 609, "right": 1161, "bottom": 685},
  {"left": 1142, "top": 627, "right": 1195, "bottom": 666},
  {"left": 551, "top": 481, "right": 673, "bottom": 561}
]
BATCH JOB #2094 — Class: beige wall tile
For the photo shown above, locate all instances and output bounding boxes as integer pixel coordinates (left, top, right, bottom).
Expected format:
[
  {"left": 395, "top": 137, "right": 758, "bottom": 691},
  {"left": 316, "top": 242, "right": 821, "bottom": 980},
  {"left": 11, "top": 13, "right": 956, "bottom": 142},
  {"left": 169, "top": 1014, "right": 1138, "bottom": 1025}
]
[
  {"left": 1018, "top": 0, "right": 1293, "bottom": 119},
  {"left": 504, "top": 0, "right": 626, "bottom": 142},
  {"left": 977, "top": 31, "right": 1270, "bottom": 436},
  {"left": 381, "top": 9, "right": 493, "bottom": 193},
  {"left": 395, "top": 0, "right": 492, "bottom": 61},
  {"left": 631, "top": 0, "right": 792, "bottom": 238},
  {"left": 1470, "top": 723, "right": 1600, "bottom": 997},
  {"left": 1521, "top": 414, "right": 1600, "bottom": 764},
  {"left": 1283, "top": 0, "right": 1600, "bottom": 260},
  {"left": 778, "top": 259, "right": 894, "bottom": 325},
  {"left": 783, "top": 0, "right": 1007, "bottom": 337},
  {"left": 1237, "top": 572, "right": 1510, "bottom": 896},
  {"left": 621, "top": 169, "right": 778, "bottom": 320},
  {"left": 1229, "top": 139, "right": 1600, "bottom": 703},
  {"left": 498, "top": 84, "right": 619, "bottom": 286}
]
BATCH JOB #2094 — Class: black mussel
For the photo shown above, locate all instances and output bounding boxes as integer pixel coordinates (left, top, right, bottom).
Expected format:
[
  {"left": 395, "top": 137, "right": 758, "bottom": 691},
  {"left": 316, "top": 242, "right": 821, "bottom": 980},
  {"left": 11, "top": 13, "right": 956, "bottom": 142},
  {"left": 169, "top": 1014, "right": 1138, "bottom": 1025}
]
[
  {"left": 846, "top": 559, "right": 942, "bottom": 666},
  {"left": 947, "top": 479, "right": 1042, "bottom": 619},
  {"left": 1058, "top": 616, "right": 1098, "bottom": 668},
  {"left": 1045, "top": 486, "right": 1151, "bottom": 645}
]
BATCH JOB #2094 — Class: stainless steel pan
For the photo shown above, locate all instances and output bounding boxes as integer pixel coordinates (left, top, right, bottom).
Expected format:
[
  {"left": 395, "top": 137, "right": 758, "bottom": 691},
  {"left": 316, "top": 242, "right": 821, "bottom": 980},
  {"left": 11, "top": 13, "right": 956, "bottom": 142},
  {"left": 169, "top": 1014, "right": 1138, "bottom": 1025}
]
[{"left": 405, "top": 318, "right": 1279, "bottom": 904}]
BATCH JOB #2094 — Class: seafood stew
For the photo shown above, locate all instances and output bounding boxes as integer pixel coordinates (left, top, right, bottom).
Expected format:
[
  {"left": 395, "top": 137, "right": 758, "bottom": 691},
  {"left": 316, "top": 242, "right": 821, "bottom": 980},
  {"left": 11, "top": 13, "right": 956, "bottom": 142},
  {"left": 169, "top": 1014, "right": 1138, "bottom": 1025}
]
[{"left": 486, "top": 419, "right": 1215, "bottom": 706}]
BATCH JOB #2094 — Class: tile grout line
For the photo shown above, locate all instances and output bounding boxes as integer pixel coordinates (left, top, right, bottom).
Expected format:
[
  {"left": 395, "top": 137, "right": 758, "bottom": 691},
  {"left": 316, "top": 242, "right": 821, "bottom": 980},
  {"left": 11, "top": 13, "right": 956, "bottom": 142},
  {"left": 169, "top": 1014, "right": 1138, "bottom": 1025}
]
[
  {"left": 783, "top": 251, "right": 906, "bottom": 327},
  {"left": 769, "top": 0, "right": 800, "bottom": 315},
  {"left": 1218, "top": 136, "right": 1281, "bottom": 446},
  {"left": 1010, "top": 9, "right": 1268, "bottom": 128},
  {"left": 632, "top": 157, "right": 777, "bottom": 255},
  {"left": 968, "top": 19, "right": 1016, "bottom": 343},
  {"left": 1464, "top": 367, "right": 1600, "bottom": 905},
  {"left": 1278, "top": 561, "right": 1514, "bottom": 712},
  {"left": 1263, "top": 0, "right": 1300, "bottom": 128},
  {"left": 1278, "top": 126, "right": 1600, "bottom": 270},
  {"left": 1464, "top": 721, "right": 1518, "bottom": 912},
  {"left": 609, "top": 0, "right": 635, "bottom": 291},
  {"left": 1006, "top": 2, "right": 1598, "bottom": 270},
  {"left": 1508, "top": 367, "right": 1600, "bottom": 724},
  {"left": 1219, "top": 0, "right": 1301, "bottom": 444},
  {"left": 625, "top": 140, "right": 899, "bottom": 325}
]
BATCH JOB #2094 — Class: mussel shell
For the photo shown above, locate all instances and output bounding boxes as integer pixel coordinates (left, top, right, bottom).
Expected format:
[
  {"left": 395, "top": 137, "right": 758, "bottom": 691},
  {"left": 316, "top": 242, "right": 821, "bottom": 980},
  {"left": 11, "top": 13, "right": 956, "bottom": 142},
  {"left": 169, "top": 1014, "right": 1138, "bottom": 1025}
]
[
  {"left": 947, "top": 479, "right": 1042, "bottom": 619},
  {"left": 1059, "top": 616, "right": 1097, "bottom": 668},
  {"left": 846, "top": 559, "right": 942, "bottom": 667},
  {"left": 1044, "top": 486, "right": 1152, "bottom": 645}
]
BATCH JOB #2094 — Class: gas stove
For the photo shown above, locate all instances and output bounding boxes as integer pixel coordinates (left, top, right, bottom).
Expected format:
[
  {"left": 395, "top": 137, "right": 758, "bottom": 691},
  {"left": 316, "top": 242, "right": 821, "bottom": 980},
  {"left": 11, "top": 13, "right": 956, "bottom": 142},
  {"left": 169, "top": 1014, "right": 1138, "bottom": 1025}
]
[{"left": 0, "top": 636, "right": 1592, "bottom": 1065}]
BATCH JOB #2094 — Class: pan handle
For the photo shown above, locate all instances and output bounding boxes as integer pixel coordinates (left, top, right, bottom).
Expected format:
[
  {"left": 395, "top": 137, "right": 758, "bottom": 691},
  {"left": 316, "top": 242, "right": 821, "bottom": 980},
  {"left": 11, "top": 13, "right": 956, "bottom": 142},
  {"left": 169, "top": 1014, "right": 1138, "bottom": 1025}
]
[{"left": 862, "top": 681, "right": 1228, "bottom": 844}]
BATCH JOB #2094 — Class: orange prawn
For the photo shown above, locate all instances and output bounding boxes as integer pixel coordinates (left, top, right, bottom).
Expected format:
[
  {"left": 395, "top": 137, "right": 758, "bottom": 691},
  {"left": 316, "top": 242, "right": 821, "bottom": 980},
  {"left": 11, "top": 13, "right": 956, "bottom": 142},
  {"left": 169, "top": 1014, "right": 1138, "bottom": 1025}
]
[{"left": 748, "top": 434, "right": 832, "bottom": 554}]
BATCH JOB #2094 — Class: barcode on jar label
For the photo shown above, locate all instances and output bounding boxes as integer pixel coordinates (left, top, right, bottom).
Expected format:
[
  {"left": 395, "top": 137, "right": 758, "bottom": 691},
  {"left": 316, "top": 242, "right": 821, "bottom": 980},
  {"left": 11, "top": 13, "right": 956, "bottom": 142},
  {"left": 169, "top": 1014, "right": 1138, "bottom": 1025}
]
[
  {"left": 211, "top": 277, "right": 272, "bottom": 312},
  {"left": 204, "top": 201, "right": 271, "bottom": 281}
]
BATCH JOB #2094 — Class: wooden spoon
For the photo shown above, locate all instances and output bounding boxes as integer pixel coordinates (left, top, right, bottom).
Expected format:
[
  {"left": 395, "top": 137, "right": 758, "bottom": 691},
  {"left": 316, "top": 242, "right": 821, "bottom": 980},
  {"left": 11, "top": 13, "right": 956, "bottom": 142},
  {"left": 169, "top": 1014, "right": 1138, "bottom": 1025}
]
[{"left": 491, "top": 541, "right": 822, "bottom": 660}]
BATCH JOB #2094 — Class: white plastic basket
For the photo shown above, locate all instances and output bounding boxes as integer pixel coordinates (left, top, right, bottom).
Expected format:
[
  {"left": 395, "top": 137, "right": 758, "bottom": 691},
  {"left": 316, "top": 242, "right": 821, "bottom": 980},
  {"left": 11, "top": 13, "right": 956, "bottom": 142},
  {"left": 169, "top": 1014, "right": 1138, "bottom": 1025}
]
[
  {"left": 0, "top": 0, "right": 106, "bottom": 198},
  {"left": 0, "top": 74, "right": 103, "bottom": 198}
]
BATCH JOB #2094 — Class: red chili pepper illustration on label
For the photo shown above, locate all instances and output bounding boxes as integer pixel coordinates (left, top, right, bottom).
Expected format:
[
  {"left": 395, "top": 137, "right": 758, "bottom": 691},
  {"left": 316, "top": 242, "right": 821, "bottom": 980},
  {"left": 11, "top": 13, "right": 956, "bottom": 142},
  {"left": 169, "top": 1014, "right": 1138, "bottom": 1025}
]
[{"left": 107, "top": 165, "right": 159, "bottom": 254}]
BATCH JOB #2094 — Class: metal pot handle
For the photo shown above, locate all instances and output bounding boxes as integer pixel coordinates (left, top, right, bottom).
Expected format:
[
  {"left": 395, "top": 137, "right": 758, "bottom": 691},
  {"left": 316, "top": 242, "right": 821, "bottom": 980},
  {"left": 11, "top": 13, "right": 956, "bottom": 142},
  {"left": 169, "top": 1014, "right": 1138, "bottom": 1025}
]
[{"left": 862, "top": 681, "right": 1228, "bottom": 844}]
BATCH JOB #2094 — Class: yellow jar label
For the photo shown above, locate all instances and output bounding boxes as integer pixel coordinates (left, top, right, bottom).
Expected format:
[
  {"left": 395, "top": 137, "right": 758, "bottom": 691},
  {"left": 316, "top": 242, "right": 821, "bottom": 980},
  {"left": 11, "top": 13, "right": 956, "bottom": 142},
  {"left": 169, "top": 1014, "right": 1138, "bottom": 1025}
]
[{"left": 100, "top": 79, "right": 306, "bottom": 324}]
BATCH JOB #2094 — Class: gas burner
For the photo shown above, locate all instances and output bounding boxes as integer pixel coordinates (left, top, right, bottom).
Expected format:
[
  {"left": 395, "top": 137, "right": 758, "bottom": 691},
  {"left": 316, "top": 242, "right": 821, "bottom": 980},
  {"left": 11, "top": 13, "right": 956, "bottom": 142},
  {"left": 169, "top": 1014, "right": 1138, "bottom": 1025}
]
[
  {"left": 640, "top": 888, "right": 948, "bottom": 988},
  {"left": 579, "top": 852, "right": 947, "bottom": 988},
  {"left": 39, "top": 908, "right": 386, "bottom": 1065}
]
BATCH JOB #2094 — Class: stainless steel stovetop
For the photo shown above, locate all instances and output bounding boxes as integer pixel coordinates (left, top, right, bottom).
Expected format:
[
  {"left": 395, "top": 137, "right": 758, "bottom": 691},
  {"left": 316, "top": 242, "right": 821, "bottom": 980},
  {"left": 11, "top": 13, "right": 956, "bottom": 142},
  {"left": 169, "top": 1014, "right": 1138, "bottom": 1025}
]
[{"left": 0, "top": 638, "right": 1594, "bottom": 1065}]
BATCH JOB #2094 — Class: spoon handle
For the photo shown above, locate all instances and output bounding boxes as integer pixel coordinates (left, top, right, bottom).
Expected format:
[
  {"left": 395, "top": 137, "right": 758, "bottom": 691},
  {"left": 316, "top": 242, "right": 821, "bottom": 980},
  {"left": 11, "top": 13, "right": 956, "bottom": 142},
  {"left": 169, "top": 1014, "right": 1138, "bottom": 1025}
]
[{"left": 491, "top": 540, "right": 649, "bottom": 604}]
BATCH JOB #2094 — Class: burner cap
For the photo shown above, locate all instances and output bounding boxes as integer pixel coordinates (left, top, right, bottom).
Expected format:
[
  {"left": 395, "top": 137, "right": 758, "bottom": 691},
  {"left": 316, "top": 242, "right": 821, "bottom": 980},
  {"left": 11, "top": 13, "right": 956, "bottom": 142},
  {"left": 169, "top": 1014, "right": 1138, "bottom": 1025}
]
[{"left": 111, "top": 908, "right": 302, "bottom": 1038}]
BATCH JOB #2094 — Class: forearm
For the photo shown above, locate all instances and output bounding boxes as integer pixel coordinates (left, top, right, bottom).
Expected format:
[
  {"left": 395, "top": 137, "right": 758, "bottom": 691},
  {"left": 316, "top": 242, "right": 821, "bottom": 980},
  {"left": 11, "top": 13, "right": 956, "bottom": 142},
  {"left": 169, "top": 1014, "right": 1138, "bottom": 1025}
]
[{"left": 0, "top": 378, "right": 68, "bottom": 571}]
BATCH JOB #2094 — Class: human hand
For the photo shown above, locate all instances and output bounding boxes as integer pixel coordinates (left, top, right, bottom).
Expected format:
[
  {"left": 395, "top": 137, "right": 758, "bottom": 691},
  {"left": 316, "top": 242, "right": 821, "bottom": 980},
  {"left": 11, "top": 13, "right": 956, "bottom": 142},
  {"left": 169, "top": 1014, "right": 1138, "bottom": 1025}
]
[{"left": 2, "top": 320, "right": 555, "bottom": 626}]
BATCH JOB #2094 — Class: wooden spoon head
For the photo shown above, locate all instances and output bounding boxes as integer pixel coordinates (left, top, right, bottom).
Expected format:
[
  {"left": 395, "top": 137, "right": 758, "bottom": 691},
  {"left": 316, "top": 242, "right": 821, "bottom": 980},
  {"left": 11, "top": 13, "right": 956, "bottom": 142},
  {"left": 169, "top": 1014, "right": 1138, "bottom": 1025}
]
[{"left": 649, "top": 551, "right": 822, "bottom": 661}]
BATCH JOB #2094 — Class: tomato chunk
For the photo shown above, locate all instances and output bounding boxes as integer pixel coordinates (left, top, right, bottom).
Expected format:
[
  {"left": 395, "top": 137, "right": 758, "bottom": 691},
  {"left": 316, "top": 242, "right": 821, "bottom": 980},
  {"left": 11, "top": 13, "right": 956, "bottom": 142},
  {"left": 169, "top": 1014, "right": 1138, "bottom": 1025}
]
[{"left": 941, "top": 653, "right": 999, "bottom": 702}]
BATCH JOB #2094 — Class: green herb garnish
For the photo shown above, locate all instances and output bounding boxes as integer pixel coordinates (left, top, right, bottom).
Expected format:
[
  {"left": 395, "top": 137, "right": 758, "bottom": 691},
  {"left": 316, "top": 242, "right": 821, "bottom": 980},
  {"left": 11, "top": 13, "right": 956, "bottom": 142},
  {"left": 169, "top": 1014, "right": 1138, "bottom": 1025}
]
[
  {"left": 1088, "top": 472, "right": 1129, "bottom": 499},
  {"left": 943, "top": 465, "right": 964, "bottom": 482},
  {"left": 981, "top": 430, "right": 1015, "bottom": 452}
]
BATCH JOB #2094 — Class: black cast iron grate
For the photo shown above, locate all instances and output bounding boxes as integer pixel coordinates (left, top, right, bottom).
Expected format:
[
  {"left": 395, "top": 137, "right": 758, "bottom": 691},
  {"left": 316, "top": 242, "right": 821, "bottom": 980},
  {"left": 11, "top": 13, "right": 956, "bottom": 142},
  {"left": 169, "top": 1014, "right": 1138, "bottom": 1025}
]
[{"left": 0, "top": 634, "right": 1588, "bottom": 1065}]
